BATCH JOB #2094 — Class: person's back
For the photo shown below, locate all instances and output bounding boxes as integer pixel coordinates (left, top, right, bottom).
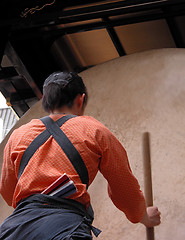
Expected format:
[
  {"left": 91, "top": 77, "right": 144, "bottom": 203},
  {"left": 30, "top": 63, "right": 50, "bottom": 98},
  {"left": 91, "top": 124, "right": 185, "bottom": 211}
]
[{"left": 1, "top": 114, "right": 116, "bottom": 209}]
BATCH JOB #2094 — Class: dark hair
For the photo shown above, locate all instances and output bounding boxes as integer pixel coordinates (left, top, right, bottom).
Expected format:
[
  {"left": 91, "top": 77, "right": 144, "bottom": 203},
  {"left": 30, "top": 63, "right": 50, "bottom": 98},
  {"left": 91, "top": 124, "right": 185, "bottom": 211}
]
[{"left": 42, "top": 71, "right": 88, "bottom": 113}]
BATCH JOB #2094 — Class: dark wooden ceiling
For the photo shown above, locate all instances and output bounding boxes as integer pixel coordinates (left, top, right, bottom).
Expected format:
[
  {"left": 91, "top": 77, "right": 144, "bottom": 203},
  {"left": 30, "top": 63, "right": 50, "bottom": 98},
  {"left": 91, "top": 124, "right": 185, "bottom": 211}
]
[{"left": 0, "top": 0, "right": 185, "bottom": 117}]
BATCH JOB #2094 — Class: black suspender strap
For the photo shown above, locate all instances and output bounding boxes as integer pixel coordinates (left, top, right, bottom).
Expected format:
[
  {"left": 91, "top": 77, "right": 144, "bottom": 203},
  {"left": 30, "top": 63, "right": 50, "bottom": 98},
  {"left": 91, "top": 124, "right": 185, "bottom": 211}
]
[
  {"left": 18, "top": 115, "right": 74, "bottom": 180},
  {"left": 18, "top": 115, "right": 89, "bottom": 188},
  {"left": 40, "top": 116, "right": 89, "bottom": 188}
]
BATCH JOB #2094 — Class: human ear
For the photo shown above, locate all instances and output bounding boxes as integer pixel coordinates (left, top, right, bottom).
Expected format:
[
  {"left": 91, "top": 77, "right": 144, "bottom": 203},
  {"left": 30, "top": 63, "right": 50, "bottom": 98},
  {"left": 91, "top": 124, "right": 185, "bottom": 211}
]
[
  {"left": 75, "top": 94, "right": 85, "bottom": 107},
  {"left": 74, "top": 94, "right": 86, "bottom": 115}
]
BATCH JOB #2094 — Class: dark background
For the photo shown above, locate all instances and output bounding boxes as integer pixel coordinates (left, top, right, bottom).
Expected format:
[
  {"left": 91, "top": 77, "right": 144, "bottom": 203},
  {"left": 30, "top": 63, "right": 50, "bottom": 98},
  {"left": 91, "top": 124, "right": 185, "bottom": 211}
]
[{"left": 0, "top": 0, "right": 185, "bottom": 117}]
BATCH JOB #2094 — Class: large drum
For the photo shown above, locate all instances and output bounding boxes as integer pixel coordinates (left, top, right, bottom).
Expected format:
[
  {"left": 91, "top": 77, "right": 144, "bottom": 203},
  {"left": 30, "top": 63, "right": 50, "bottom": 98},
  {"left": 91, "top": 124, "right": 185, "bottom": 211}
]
[{"left": 1, "top": 48, "right": 185, "bottom": 239}]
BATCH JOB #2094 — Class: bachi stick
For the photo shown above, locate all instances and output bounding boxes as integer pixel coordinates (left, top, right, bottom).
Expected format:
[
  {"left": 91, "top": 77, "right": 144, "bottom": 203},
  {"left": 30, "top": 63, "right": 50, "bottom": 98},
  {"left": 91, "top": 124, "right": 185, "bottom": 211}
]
[{"left": 142, "top": 132, "right": 155, "bottom": 240}]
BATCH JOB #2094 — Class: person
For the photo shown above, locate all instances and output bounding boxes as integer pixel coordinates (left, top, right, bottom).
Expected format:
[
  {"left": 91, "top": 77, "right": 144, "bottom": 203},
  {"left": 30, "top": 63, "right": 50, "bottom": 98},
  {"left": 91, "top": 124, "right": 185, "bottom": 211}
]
[{"left": 0, "top": 71, "right": 161, "bottom": 239}]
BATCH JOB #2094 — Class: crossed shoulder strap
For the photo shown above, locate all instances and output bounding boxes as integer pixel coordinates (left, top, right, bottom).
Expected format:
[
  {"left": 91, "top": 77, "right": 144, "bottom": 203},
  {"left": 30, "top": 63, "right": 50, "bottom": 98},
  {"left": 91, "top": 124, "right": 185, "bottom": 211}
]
[{"left": 18, "top": 115, "right": 89, "bottom": 188}]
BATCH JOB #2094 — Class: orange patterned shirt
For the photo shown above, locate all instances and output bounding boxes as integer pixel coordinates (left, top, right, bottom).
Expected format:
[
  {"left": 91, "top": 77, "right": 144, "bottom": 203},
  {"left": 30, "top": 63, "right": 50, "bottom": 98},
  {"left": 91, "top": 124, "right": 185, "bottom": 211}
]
[{"left": 0, "top": 115, "right": 146, "bottom": 223}]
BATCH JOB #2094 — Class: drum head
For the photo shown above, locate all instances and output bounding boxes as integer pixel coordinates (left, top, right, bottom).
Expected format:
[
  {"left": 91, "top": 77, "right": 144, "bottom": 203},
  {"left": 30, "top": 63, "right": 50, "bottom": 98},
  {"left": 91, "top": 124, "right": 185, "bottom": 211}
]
[{"left": 1, "top": 48, "right": 185, "bottom": 239}]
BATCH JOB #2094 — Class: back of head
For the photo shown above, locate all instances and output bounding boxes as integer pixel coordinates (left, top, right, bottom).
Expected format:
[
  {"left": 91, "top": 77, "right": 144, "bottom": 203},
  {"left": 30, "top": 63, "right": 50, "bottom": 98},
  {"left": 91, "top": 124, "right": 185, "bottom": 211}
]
[{"left": 42, "top": 71, "right": 88, "bottom": 113}]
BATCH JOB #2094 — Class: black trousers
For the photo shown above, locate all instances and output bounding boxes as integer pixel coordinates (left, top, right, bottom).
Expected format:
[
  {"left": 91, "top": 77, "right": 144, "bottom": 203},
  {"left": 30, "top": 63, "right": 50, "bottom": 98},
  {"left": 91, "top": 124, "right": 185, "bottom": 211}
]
[{"left": 0, "top": 194, "right": 101, "bottom": 240}]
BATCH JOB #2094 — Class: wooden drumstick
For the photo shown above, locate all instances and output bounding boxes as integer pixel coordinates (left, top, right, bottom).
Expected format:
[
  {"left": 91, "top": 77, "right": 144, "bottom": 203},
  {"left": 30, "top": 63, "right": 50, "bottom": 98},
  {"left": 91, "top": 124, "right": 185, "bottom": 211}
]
[{"left": 142, "top": 132, "right": 155, "bottom": 240}]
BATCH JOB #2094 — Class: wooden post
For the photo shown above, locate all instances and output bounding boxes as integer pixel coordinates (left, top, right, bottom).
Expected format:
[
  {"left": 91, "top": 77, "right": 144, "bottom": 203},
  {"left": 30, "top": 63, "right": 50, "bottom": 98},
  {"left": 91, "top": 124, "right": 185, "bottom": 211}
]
[{"left": 142, "top": 132, "right": 155, "bottom": 240}]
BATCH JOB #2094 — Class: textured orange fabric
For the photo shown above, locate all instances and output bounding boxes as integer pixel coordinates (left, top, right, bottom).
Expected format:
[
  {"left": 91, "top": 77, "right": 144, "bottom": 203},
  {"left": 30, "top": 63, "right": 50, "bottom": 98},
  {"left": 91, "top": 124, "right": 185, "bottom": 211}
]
[{"left": 0, "top": 114, "right": 146, "bottom": 223}]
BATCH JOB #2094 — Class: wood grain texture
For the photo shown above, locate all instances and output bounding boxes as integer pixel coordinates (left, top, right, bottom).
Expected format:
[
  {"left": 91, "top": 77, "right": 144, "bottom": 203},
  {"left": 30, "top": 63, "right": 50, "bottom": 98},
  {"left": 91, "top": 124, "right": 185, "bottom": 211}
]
[{"left": 143, "top": 132, "right": 154, "bottom": 240}]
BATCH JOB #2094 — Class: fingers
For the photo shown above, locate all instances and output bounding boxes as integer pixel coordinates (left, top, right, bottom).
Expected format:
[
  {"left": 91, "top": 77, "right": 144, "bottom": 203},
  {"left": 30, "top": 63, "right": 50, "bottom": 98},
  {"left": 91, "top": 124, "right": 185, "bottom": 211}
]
[{"left": 146, "top": 206, "right": 161, "bottom": 227}]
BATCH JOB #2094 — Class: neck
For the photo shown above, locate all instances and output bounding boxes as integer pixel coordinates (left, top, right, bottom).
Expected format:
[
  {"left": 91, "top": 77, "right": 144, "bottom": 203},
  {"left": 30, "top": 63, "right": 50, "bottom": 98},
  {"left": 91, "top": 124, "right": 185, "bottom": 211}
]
[{"left": 51, "top": 106, "right": 76, "bottom": 116}]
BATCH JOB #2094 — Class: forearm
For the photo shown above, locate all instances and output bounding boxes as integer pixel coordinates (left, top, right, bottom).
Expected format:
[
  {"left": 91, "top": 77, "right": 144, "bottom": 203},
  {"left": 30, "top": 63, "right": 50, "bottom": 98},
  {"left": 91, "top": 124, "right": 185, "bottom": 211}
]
[{"left": 108, "top": 182, "right": 146, "bottom": 223}]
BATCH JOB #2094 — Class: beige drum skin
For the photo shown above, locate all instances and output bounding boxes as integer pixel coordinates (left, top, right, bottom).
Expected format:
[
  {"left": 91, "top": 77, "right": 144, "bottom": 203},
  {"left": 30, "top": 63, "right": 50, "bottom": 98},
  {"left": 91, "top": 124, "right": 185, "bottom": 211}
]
[{"left": 1, "top": 48, "right": 185, "bottom": 239}]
